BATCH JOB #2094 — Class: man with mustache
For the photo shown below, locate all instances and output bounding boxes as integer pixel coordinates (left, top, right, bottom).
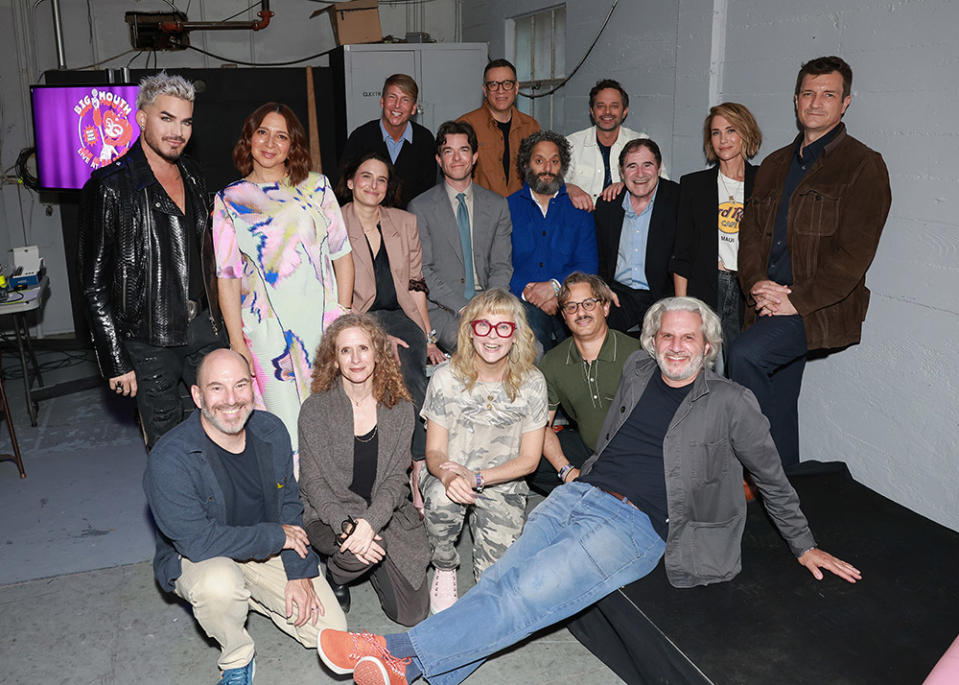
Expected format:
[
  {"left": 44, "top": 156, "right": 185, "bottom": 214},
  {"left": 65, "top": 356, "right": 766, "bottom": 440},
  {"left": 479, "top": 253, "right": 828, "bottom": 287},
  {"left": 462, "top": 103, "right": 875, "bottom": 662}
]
[
  {"left": 315, "top": 296, "right": 859, "bottom": 685},
  {"left": 79, "top": 71, "right": 227, "bottom": 449},
  {"left": 144, "top": 349, "right": 346, "bottom": 685},
  {"left": 529, "top": 272, "right": 640, "bottom": 495},
  {"left": 507, "top": 130, "right": 598, "bottom": 353},
  {"left": 595, "top": 138, "right": 680, "bottom": 334}
]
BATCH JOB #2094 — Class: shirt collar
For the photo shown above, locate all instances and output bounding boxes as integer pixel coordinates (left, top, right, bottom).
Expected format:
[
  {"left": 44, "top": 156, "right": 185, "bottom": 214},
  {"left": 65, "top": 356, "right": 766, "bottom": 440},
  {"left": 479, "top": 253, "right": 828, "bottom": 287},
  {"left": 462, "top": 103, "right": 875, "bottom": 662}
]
[
  {"left": 565, "top": 328, "right": 618, "bottom": 364},
  {"left": 622, "top": 182, "right": 659, "bottom": 217},
  {"left": 795, "top": 122, "right": 841, "bottom": 164},
  {"left": 380, "top": 119, "right": 413, "bottom": 145},
  {"left": 445, "top": 180, "right": 473, "bottom": 204}
]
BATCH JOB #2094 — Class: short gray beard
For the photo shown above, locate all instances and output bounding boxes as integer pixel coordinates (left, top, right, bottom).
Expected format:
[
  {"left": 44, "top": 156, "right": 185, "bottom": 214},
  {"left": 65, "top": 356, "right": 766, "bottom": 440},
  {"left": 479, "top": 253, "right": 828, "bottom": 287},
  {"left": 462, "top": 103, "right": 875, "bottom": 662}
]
[
  {"left": 656, "top": 350, "right": 704, "bottom": 383},
  {"left": 200, "top": 403, "right": 252, "bottom": 436}
]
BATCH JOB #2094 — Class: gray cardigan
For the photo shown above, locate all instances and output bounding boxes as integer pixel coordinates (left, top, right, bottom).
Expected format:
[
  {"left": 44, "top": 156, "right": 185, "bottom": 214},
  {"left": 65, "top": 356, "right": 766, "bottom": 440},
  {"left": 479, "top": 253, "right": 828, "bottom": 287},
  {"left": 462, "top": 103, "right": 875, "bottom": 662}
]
[
  {"left": 297, "top": 383, "right": 430, "bottom": 587},
  {"left": 582, "top": 353, "right": 816, "bottom": 588}
]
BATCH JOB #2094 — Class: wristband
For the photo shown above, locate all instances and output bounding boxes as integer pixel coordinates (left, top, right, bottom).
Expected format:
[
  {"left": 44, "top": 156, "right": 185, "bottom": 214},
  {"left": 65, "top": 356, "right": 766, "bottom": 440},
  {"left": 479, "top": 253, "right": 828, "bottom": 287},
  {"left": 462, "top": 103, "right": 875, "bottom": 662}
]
[
  {"left": 474, "top": 471, "right": 485, "bottom": 492},
  {"left": 558, "top": 464, "right": 574, "bottom": 482}
]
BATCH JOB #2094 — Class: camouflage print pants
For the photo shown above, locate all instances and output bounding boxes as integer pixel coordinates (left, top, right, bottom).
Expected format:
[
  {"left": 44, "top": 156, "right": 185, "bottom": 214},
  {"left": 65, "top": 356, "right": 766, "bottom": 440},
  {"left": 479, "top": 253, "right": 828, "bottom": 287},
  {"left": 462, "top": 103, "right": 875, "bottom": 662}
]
[{"left": 420, "top": 474, "right": 527, "bottom": 581}]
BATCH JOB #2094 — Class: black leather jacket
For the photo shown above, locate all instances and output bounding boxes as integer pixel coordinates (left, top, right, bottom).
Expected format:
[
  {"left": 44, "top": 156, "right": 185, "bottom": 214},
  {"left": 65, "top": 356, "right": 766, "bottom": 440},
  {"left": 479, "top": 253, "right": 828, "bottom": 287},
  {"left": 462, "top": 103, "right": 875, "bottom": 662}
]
[{"left": 78, "top": 138, "right": 221, "bottom": 379}]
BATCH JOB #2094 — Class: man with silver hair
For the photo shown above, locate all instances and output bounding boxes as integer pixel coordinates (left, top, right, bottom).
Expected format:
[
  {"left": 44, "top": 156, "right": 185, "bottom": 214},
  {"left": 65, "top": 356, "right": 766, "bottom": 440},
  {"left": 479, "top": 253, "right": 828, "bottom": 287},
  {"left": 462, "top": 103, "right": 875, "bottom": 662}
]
[
  {"left": 507, "top": 130, "right": 598, "bottom": 353},
  {"left": 80, "top": 70, "right": 226, "bottom": 448},
  {"left": 314, "top": 296, "right": 859, "bottom": 685}
]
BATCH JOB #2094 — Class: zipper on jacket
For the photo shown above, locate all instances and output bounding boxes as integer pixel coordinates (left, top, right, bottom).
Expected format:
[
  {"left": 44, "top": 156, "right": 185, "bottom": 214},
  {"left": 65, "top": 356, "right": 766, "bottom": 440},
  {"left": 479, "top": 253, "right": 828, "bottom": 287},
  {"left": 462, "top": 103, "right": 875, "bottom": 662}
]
[{"left": 143, "top": 187, "right": 154, "bottom": 340}]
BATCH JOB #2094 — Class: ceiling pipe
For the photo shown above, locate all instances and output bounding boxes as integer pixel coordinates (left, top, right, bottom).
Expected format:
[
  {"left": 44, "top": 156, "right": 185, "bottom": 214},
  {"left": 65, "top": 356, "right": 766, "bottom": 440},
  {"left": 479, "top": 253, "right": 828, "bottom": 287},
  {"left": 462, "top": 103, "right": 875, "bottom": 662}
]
[
  {"left": 50, "top": 0, "right": 66, "bottom": 69},
  {"left": 158, "top": 0, "right": 274, "bottom": 34}
]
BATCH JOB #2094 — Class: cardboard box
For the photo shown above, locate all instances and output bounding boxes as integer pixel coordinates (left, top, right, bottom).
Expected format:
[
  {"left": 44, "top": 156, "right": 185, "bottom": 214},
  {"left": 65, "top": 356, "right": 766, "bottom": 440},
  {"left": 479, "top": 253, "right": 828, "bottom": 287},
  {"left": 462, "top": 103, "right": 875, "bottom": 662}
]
[
  {"left": 10, "top": 245, "right": 45, "bottom": 289},
  {"left": 316, "top": 0, "right": 382, "bottom": 46}
]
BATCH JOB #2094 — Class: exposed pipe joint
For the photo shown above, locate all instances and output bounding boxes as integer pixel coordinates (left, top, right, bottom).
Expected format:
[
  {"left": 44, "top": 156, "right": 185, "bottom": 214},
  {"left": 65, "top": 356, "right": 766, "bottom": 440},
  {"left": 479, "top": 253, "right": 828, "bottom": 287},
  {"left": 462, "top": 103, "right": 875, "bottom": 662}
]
[{"left": 159, "top": 0, "right": 273, "bottom": 34}]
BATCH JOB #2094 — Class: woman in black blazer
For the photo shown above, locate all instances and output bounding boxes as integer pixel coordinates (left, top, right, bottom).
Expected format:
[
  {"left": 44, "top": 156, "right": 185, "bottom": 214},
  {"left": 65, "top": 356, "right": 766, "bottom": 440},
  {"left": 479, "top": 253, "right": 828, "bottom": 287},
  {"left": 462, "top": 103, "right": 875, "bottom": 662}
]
[{"left": 671, "top": 102, "right": 762, "bottom": 372}]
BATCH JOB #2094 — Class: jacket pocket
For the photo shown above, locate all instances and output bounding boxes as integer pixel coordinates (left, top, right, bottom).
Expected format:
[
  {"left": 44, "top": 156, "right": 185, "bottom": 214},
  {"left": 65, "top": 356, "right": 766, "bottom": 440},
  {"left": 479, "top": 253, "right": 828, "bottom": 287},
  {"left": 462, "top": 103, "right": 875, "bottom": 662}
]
[
  {"left": 689, "top": 439, "right": 731, "bottom": 485},
  {"left": 686, "top": 514, "right": 744, "bottom": 579},
  {"left": 793, "top": 187, "right": 840, "bottom": 236}
]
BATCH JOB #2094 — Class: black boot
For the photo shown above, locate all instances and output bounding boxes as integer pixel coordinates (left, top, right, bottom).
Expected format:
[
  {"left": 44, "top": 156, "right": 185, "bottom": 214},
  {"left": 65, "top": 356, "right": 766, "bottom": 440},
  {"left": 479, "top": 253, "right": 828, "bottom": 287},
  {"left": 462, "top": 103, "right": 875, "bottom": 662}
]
[{"left": 326, "top": 568, "right": 351, "bottom": 613}]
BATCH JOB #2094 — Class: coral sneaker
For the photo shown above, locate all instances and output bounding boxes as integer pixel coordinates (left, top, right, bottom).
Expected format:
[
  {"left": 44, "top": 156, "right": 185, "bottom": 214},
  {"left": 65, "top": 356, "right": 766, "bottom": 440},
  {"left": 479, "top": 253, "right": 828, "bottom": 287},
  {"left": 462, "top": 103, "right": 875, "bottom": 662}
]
[
  {"left": 429, "top": 567, "right": 458, "bottom": 614},
  {"left": 354, "top": 655, "right": 410, "bottom": 685},
  {"left": 318, "top": 629, "right": 392, "bottom": 675}
]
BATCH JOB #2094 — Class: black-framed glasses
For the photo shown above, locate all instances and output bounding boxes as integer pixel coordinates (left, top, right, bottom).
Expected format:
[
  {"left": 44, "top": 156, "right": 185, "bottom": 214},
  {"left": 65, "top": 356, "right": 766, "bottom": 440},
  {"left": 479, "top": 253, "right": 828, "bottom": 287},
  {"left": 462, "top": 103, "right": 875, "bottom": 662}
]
[
  {"left": 560, "top": 298, "right": 602, "bottom": 315},
  {"left": 471, "top": 319, "right": 517, "bottom": 338},
  {"left": 484, "top": 79, "right": 516, "bottom": 91}
]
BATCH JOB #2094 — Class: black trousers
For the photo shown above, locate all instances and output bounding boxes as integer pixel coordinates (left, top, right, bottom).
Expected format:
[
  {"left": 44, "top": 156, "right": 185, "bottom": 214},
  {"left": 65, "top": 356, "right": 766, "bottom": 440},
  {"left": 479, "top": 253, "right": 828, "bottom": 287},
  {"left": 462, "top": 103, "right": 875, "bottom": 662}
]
[
  {"left": 306, "top": 520, "right": 429, "bottom": 627},
  {"left": 123, "top": 311, "right": 227, "bottom": 449},
  {"left": 527, "top": 426, "right": 593, "bottom": 496},
  {"left": 606, "top": 281, "right": 658, "bottom": 334}
]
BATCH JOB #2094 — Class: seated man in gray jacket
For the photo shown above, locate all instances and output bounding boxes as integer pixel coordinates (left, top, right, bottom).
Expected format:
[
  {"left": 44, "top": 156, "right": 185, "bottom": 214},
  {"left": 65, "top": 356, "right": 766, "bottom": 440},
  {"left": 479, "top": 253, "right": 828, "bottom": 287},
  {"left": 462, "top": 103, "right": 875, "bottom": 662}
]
[
  {"left": 143, "top": 349, "right": 346, "bottom": 685},
  {"left": 315, "top": 296, "right": 860, "bottom": 685},
  {"left": 408, "top": 120, "right": 513, "bottom": 352}
]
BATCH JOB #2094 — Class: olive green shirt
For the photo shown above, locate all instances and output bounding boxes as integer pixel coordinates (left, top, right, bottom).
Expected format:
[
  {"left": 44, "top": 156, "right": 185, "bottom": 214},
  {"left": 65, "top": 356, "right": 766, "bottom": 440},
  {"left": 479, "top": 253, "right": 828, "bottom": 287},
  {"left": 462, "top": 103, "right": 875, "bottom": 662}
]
[{"left": 537, "top": 328, "right": 641, "bottom": 451}]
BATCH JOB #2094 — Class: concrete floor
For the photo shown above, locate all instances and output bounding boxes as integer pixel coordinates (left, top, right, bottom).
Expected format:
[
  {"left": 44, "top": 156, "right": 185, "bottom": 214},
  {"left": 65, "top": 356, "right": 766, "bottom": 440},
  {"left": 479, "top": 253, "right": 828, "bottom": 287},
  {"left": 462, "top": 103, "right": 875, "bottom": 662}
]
[{"left": 0, "top": 350, "right": 624, "bottom": 684}]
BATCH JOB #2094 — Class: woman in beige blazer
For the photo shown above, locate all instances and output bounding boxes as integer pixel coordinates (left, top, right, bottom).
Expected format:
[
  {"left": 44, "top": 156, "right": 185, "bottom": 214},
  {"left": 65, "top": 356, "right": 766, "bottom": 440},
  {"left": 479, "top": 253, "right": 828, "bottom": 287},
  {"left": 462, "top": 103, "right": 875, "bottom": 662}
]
[{"left": 336, "top": 152, "right": 445, "bottom": 513}]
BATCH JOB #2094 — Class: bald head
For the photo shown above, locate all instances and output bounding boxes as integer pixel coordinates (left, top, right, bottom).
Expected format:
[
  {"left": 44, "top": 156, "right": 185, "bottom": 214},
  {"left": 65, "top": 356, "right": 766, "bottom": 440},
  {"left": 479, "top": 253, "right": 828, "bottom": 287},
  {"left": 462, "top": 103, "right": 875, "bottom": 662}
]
[
  {"left": 195, "top": 348, "right": 251, "bottom": 388},
  {"left": 192, "top": 348, "right": 255, "bottom": 442}
]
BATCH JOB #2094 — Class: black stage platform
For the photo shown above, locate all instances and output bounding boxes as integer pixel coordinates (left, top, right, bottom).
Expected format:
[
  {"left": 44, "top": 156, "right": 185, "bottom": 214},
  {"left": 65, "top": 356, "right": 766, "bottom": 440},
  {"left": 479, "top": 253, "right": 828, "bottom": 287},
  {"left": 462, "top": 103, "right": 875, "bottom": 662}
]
[{"left": 569, "top": 462, "right": 959, "bottom": 684}]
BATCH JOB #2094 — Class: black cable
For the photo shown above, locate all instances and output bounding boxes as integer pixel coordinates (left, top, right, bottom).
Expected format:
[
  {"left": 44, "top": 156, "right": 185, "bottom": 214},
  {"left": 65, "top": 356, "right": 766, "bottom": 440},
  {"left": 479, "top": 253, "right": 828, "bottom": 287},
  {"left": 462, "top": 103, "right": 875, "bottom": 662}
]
[
  {"left": 519, "top": 0, "right": 619, "bottom": 100},
  {"left": 182, "top": 41, "right": 337, "bottom": 67},
  {"left": 219, "top": 2, "right": 261, "bottom": 22},
  {"left": 15, "top": 148, "right": 39, "bottom": 192}
]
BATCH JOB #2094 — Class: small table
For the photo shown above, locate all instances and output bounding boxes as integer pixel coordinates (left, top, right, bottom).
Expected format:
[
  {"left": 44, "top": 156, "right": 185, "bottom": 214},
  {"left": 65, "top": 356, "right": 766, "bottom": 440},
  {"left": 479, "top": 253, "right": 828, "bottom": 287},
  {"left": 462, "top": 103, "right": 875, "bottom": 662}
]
[{"left": 0, "top": 276, "right": 48, "bottom": 426}]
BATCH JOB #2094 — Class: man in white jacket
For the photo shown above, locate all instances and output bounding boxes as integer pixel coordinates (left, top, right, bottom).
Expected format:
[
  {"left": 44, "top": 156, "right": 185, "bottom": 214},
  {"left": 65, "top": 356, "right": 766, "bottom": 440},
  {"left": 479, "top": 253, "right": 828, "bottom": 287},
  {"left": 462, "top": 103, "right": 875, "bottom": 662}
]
[{"left": 565, "top": 79, "right": 667, "bottom": 210}]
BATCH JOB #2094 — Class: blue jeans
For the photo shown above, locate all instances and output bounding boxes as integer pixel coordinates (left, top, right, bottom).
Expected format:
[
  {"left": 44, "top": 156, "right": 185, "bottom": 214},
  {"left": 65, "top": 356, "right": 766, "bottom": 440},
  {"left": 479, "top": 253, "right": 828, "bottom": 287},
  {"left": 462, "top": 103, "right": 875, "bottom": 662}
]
[
  {"left": 714, "top": 270, "right": 744, "bottom": 376},
  {"left": 407, "top": 482, "right": 666, "bottom": 684},
  {"left": 727, "top": 314, "right": 807, "bottom": 466}
]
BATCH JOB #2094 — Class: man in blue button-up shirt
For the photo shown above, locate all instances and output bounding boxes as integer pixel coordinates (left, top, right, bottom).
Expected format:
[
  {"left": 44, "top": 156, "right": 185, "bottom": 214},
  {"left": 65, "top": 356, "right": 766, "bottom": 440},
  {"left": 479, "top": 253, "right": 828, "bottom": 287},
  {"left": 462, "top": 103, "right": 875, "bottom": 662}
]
[{"left": 508, "top": 130, "right": 598, "bottom": 353}]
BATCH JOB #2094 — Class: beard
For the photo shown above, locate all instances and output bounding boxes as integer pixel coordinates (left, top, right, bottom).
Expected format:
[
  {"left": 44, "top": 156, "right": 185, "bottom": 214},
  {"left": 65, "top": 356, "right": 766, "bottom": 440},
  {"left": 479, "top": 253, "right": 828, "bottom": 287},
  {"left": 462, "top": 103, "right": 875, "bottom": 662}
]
[
  {"left": 525, "top": 166, "right": 563, "bottom": 195},
  {"left": 200, "top": 402, "right": 253, "bottom": 436},
  {"left": 655, "top": 349, "right": 705, "bottom": 384},
  {"left": 142, "top": 129, "right": 186, "bottom": 163}
]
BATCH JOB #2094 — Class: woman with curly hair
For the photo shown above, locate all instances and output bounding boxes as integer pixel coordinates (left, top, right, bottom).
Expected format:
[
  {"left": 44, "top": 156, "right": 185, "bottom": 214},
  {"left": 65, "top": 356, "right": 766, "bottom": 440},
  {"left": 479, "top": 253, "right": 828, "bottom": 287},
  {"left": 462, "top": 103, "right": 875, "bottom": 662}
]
[
  {"left": 419, "top": 288, "right": 547, "bottom": 614},
  {"left": 213, "top": 103, "right": 354, "bottom": 474},
  {"left": 297, "top": 313, "right": 431, "bottom": 624}
]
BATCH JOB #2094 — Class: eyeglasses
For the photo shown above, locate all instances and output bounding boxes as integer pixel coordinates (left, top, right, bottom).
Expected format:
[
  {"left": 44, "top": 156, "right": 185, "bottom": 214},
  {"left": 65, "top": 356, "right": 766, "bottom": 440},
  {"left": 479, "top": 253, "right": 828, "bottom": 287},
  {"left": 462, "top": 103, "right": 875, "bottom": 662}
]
[
  {"left": 560, "top": 298, "right": 603, "bottom": 315},
  {"left": 471, "top": 319, "right": 517, "bottom": 338},
  {"left": 484, "top": 79, "right": 516, "bottom": 91}
]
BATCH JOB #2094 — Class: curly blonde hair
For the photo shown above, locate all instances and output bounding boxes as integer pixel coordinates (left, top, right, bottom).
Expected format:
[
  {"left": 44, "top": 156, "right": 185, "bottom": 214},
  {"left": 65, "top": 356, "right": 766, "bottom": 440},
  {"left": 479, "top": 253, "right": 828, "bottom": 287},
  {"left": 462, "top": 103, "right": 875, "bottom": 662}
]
[
  {"left": 451, "top": 289, "right": 537, "bottom": 401},
  {"left": 311, "top": 313, "right": 411, "bottom": 408}
]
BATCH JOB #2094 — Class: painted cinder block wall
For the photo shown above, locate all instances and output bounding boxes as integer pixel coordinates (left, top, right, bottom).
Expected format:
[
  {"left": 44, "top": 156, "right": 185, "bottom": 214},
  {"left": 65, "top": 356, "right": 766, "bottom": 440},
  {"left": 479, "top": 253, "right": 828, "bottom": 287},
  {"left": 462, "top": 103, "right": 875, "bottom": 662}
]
[{"left": 464, "top": 0, "right": 959, "bottom": 532}]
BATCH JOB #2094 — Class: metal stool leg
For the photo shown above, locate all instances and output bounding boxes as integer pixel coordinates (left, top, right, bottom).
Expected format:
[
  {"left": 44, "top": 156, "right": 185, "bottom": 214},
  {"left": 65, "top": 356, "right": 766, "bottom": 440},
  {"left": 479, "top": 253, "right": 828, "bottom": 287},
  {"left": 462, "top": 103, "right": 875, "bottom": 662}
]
[
  {"left": 0, "top": 351, "right": 26, "bottom": 478},
  {"left": 11, "top": 313, "right": 38, "bottom": 426}
]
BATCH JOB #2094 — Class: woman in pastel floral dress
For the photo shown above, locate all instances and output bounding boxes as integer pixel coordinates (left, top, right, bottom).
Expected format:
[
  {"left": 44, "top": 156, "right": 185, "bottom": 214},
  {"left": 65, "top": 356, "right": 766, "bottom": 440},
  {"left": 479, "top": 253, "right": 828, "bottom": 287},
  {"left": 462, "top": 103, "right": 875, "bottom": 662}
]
[{"left": 213, "top": 102, "right": 354, "bottom": 470}]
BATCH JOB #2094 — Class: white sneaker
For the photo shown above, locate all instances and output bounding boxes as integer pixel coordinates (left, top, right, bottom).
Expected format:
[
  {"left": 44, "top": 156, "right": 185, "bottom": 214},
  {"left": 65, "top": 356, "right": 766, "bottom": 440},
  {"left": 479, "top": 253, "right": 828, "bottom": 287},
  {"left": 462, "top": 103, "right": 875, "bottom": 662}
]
[{"left": 429, "top": 567, "right": 458, "bottom": 614}]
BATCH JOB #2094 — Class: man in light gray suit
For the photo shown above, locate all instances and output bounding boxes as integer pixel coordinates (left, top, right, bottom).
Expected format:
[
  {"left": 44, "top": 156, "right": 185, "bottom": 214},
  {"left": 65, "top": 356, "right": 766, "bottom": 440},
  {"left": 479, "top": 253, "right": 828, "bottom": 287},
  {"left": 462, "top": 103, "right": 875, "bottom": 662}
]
[{"left": 408, "top": 120, "right": 513, "bottom": 351}]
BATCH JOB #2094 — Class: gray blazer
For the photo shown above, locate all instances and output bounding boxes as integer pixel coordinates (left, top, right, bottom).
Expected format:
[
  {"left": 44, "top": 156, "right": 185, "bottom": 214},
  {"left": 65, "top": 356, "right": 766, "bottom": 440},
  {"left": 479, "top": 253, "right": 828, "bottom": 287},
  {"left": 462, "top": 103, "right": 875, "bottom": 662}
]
[
  {"left": 297, "top": 383, "right": 430, "bottom": 588},
  {"left": 582, "top": 353, "right": 816, "bottom": 589},
  {"left": 407, "top": 182, "right": 513, "bottom": 321}
]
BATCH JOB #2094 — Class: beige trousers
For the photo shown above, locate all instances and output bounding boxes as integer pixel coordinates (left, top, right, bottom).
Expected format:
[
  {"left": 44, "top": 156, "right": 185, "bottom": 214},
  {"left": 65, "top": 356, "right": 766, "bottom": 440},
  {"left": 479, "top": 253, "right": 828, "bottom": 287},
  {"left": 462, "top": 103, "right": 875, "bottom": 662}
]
[{"left": 174, "top": 555, "right": 347, "bottom": 670}]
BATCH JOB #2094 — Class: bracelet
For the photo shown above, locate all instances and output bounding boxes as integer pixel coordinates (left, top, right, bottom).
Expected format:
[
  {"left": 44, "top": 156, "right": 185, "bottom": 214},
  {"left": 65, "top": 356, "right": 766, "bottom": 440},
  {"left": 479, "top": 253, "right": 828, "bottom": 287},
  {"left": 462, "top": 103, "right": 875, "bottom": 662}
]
[
  {"left": 558, "top": 464, "right": 574, "bottom": 482},
  {"left": 338, "top": 303, "right": 352, "bottom": 313},
  {"left": 474, "top": 471, "right": 485, "bottom": 493},
  {"left": 550, "top": 279, "right": 561, "bottom": 296},
  {"left": 427, "top": 328, "right": 438, "bottom": 345}
]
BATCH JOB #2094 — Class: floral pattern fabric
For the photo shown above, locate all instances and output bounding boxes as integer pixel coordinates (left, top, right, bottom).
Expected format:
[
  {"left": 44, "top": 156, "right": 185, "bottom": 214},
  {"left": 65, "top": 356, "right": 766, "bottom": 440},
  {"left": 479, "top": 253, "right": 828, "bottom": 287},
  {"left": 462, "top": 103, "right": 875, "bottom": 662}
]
[{"left": 213, "top": 172, "right": 350, "bottom": 464}]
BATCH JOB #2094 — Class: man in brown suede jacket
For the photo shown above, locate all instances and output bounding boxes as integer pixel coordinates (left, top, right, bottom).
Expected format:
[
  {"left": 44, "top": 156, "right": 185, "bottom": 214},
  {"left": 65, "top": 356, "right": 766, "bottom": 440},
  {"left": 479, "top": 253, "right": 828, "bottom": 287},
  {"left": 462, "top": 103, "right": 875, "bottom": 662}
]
[{"left": 729, "top": 55, "right": 891, "bottom": 467}]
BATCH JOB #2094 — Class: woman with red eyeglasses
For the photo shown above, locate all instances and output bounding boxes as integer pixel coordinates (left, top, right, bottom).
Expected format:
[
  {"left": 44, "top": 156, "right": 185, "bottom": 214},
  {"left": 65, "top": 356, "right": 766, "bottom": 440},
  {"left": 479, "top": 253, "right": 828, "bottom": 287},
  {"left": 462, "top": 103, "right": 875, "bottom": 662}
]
[{"left": 418, "top": 288, "right": 547, "bottom": 614}]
